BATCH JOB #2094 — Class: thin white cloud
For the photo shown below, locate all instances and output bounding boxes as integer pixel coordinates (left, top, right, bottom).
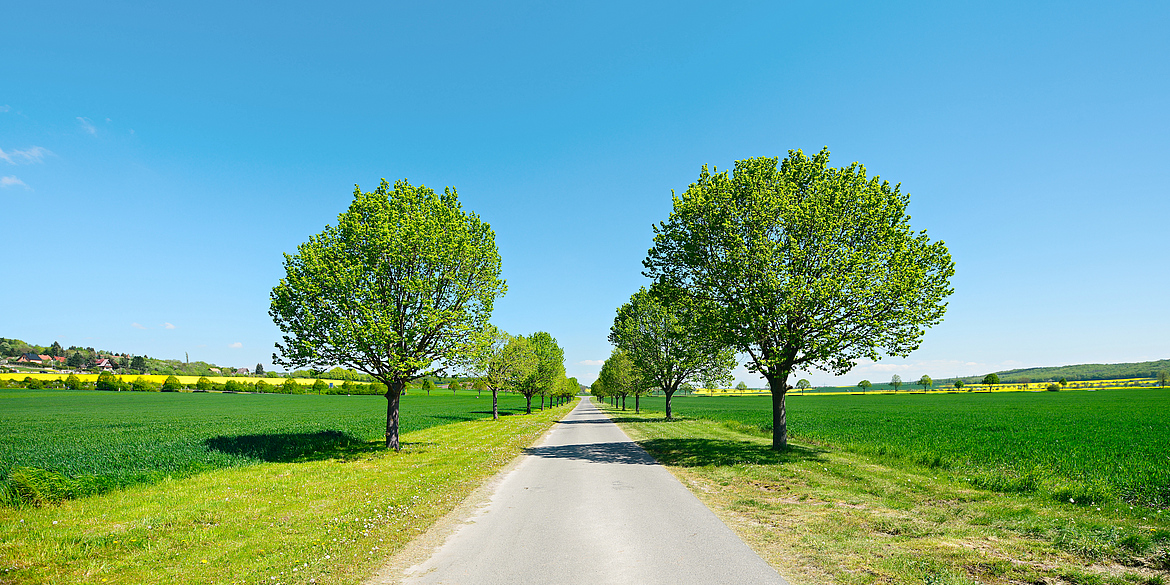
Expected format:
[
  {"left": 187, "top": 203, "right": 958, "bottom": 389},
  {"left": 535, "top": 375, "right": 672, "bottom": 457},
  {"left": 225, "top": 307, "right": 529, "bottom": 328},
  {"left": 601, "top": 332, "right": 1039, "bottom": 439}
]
[
  {"left": 0, "top": 176, "right": 28, "bottom": 189},
  {"left": 131, "top": 322, "right": 147, "bottom": 330},
  {"left": 77, "top": 117, "right": 96, "bottom": 135},
  {"left": 577, "top": 359, "right": 605, "bottom": 366},
  {"left": 163, "top": 322, "right": 176, "bottom": 329},
  {"left": 867, "top": 363, "right": 913, "bottom": 372},
  {"left": 228, "top": 342, "right": 243, "bottom": 349},
  {"left": 0, "top": 147, "right": 51, "bottom": 165},
  {"left": 0, "top": 105, "right": 9, "bottom": 113}
]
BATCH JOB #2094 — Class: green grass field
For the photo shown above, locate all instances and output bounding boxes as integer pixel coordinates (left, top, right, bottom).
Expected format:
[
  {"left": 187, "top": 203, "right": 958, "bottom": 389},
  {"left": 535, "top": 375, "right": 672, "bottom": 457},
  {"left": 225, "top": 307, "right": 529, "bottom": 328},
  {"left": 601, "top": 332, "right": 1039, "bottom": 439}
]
[
  {"left": 617, "top": 388, "right": 1170, "bottom": 507},
  {"left": 0, "top": 388, "right": 538, "bottom": 505},
  {"left": 0, "top": 389, "right": 574, "bottom": 584}
]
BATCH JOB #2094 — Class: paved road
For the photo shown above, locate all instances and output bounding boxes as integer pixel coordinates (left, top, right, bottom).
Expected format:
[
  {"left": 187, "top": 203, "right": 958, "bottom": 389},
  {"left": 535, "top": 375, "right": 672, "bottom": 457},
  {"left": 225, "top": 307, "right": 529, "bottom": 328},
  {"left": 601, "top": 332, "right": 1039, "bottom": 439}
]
[{"left": 400, "top": 398, "right": 788, "bottom": 585}]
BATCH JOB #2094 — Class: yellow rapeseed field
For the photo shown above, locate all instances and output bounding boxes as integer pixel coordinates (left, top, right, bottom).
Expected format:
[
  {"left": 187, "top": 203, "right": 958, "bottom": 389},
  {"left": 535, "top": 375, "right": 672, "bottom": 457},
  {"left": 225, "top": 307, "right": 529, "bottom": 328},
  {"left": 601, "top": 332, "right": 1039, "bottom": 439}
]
[{"left": 0, "top": 373, "right": 319, "bottom": 385}]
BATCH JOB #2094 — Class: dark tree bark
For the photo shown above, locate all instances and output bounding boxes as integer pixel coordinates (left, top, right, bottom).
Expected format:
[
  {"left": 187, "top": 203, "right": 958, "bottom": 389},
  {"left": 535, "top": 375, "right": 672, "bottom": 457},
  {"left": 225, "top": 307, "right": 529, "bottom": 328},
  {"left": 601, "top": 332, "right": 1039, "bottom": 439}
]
[
  {"left": 664, "top": 388, "right": 676, "bottom": 419},
  {"left": 492, "top": 388, "right": 499, "bottom": 420},
  {"left": 621, "top": 395, "right": 626, "bottom": 410},
  {"left": 525, "top": 394, "right": 532, "bottom": 414},
  {"left": 384, "top": 380, "right": 404, "bottom": 451},
  {"left": 635, "top": 394, "right": 640, "bottom": 414},
  {"left": 768, "top": 376, "right": 789, "bottom": 450}
]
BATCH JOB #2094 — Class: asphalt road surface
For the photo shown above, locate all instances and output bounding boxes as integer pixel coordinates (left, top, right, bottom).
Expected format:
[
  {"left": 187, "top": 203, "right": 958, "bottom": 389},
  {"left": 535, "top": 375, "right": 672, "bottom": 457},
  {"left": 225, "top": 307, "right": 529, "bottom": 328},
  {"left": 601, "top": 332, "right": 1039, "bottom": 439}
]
[{"left": 400, "top": 397, "right": 788, "bottom": 585}]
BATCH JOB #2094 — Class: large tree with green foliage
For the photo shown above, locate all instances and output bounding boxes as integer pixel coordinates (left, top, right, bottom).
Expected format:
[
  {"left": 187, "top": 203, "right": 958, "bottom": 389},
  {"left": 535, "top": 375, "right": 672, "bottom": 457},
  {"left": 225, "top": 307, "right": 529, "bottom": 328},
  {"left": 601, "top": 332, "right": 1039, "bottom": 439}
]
[
  {"left": 609, "top": 287, "right": 734, "bottom": 419},
  {"left": 643, "top": 148, "right": 955, "bottom": 449},
  {"left": 270, "top": 178, "right": 506, "bottom": 450}
]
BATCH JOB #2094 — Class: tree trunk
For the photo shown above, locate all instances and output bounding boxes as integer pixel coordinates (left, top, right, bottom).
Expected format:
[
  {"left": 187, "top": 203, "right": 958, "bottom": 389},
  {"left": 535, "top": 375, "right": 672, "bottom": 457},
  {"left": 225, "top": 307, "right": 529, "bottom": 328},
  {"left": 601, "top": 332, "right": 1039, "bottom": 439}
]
[
  {"left": 769, "top": 376, "right": 788, "bottom": 450},
  {"left": 664, "top": 388, "right": 675, "bottom": 419},
  {"left": 621, "top": 395, "right": 626, "bottom": 410},
  {"left": 492, "top": 388, "right": 499, "bottom": 420},
  {"left": 635, "top": 394, "right": 640, "bottom": 414},
  {"left": 525, "top": 394, "right": 532, "bottom": 414},
  {"left": 385, "top": 381, "right": 403, "bottom": 451},
  {"left": 540, "top": 394, "right": 545, "bottom": 410}
]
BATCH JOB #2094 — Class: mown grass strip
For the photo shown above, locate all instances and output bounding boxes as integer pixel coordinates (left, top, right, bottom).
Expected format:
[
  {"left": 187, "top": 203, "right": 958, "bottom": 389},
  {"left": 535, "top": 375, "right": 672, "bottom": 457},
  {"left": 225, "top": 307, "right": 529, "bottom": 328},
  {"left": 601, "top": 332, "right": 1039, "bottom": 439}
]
[
  {"left": 602, "top": 401, "right": 1170, "bottom": 585},
  {"left": 0, "top": 400, "right": 575, "bottom": 584}
]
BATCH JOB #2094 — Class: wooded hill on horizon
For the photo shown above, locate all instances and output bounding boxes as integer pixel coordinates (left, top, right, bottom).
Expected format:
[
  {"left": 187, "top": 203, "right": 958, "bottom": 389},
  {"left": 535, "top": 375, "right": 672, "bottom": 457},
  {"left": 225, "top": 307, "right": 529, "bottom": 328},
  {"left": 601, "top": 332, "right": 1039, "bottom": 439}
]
[{"left": 967, "top": 358, "right": 1170, "bottom": 384}]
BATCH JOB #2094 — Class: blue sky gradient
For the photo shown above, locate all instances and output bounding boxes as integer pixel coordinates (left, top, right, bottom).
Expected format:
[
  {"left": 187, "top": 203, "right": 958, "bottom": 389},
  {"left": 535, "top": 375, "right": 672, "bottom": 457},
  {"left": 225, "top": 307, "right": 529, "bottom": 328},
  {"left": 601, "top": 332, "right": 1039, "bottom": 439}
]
[{"left": 3, "top": 1, "right": 1167, "bottom": 385}]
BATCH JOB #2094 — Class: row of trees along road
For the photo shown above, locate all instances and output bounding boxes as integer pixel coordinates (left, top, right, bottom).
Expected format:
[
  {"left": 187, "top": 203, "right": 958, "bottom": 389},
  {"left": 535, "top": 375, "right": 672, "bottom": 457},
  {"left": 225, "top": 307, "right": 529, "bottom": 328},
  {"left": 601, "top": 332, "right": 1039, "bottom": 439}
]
[
  {"left": 461, "top": 326, "right": 578, "bottom": 418},
  {"left": 270, "top": 179, "right": 572, "bottom": 451},
  {"left": 623, "top": 148, "right": 955, "bottom": 450}
]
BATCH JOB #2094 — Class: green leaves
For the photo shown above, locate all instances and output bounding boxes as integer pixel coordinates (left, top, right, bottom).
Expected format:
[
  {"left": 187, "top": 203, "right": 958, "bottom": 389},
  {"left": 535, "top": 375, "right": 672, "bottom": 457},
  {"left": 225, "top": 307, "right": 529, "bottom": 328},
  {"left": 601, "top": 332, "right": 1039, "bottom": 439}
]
[
  {"left": 609, "top": 287, "right": 734, "bottom": 398},
  {"left": 270, "top": 179, "right": 506, "bottom": 386},
  {"left": 644, "top": 148, "right": 955, "bottom": 382}
]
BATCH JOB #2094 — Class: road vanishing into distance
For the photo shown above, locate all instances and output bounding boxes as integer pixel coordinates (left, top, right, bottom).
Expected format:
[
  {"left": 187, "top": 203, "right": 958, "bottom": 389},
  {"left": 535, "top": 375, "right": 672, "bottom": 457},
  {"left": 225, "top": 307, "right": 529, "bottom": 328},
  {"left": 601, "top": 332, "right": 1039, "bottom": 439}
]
[{"left": 392, "top": 397, "right": 788, "bottom": 585}]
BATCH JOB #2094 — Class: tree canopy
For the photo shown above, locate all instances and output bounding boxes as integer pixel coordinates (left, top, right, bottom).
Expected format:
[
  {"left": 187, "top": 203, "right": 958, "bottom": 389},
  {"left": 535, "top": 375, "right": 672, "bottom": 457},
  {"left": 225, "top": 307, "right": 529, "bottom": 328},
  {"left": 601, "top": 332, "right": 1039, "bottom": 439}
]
[
  {"left": 514, "top": 332, "right": 564, "bottom": 414},
  {"left": 643, "top": 148, "right": 954, "bottom": 449},
  {"left": 466, "top": 326, "right": 537, "bottom": 419},
  {"left": 269, "top": 178, "right": 506, "bottom": 449},
  {"left": 597, "top": 348, "right": 641, "bottom": 410},
  {"left": 609, "top": 287, "right": 733, "bottom": 418}
]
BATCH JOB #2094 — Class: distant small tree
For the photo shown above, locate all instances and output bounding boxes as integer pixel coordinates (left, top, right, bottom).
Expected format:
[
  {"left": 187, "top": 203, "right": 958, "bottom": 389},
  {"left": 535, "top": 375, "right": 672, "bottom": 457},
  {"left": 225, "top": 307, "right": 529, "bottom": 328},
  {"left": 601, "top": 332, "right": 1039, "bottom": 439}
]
[
  {"left": 795, "top": 379, "right": 811, "bottom": 395},
  {"left": 98, "top": 372, "right": 121, "bottom": 391},
  {"left": 515, "top": 332, "right": 565, "bottom": 414},
  {"left": 857, "top": 379, "right": 871, "bottom": 393},
  {"left": 49, "top": 341, "right": 64, "bottom": 357},
  {"left": 954, "top": 379, "right": 965, "bottom": 390},
  {"left": 131, "top": 376, "right": 156, "bottom": 392},
  {"left": 422, "top": 378, "right": 436, "bottom": 396},
  {"left": 890, "top": 374, "right": 902, "bottom": 392},
  {"left": 162, "top": 375, "right": 182, "bottom": 391},
  {"left": 735, "top": 381, "right": 749, "bottom": 391},
  {"left": 255, "top": 379, "right": 271, "bottom": 393},
  {"left": 1157, "top": 371, "right": 1167, "bottom": 389},
  {"left": 312, "top": 379, "right": 328, "bottom": 394},
  {"left": 597, "top": 348, "right": 639, "bottom": 411},
  {"left": 1046, "top": 383, "right": 1060, "bottom": 392},
  {"left": 131, "top": 355, "right": 147, "bottom": 372},
  {"left": 449, "top": 380, "right": 462, "bottom": 396},
  {"left": 982, "top": 373, "right": 999, "bottom": 392},
  {"left": 24, "top": 377, "right": 44, "bottom": 390},
  {"left": 473, "top": 378, "right": 486, "bottom": 397},
  {"left": 918, "top": 375, "right": 932, "bottom": 392},
  {"left": 64, "top": 374, "right": 82, "bottom": 390},
  {"left": 255, "top": 363, "right": 265, "bottom": 376},
  {"left": 282, "top": 378, "right": 300, "bottom": 394}
]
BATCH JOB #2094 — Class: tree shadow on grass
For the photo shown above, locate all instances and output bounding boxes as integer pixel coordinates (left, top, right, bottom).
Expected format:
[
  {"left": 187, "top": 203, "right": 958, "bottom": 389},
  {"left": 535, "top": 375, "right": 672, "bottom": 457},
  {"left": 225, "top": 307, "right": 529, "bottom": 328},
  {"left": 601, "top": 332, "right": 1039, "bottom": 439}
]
[
  {"left": 637, "top": 438, "right": 825, "bottom": 468},
  {"left": 204, "top": 430, "right": 383, "bottom": 463}
]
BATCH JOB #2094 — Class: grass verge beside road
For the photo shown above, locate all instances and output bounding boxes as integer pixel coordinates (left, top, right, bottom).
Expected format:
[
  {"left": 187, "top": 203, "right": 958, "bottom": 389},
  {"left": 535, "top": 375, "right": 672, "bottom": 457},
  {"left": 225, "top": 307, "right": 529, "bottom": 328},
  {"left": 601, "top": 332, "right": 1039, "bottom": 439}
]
[
  {"left": 601, "top": 401, "right": 1170, "bottom": 585},
  {"left": 0, "top": 400, "right": 575, "bottom": 584}
]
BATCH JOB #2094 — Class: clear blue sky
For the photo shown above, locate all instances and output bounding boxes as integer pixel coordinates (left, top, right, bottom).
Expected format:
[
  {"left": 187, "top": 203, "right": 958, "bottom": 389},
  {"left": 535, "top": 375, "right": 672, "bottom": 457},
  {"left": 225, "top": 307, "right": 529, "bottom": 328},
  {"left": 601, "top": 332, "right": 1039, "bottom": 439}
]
[{"left": 3, "top": 1, "right": 1167, "bottom": 386}]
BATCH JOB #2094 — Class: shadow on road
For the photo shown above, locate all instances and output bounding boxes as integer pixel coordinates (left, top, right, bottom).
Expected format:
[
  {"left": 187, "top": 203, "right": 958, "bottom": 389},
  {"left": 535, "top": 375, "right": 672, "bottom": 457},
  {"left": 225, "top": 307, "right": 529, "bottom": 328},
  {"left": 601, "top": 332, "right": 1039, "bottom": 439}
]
[
  {"left": 638, "top": 438, "right": 824, "bottom": 468},
  {"left": 554, "top": 418, "right": 616, "bottom": 425},
  {"left": 523, "top": 441, "right": 660, "bottom": 465},
  {"left": 204, "top": 430, "right": 381, "bottom": 462}
]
